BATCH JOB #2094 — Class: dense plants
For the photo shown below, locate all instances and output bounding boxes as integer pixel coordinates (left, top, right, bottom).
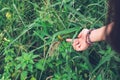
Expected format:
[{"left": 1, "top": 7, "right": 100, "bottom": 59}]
[{"left": 0, "top": 0, "right": 120, "bottom": 80}]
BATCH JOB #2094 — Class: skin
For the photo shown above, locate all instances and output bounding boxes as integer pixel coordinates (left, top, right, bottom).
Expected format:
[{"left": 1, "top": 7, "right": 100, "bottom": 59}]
[
  {"left": 66, "top": 29, "right": 90, "bottom": 51},
  {"left": 66, "top": 23, "right": 113, "bottom": 51}
]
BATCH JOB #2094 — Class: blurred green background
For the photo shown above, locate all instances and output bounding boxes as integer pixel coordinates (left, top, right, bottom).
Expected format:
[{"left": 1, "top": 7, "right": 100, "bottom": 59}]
[{"left": 0, "top": 0, "right": 120, "bottom": 80}]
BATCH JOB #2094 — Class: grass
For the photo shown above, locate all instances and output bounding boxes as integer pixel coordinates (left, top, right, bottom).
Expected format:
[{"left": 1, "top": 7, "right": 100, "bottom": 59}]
[{"left": 0, "top": 0, "right": 120, "bottom": 80}]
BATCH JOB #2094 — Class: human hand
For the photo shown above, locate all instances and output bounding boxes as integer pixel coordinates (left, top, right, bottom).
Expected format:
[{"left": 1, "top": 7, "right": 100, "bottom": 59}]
[{"left": 66, "top": 29, "right": 90, "bottom": 51}]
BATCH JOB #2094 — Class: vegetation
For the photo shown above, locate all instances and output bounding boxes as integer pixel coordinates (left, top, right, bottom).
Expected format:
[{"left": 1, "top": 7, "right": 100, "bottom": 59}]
[{"left": 0, "top": 0, "right": 120, "bottom": 80}]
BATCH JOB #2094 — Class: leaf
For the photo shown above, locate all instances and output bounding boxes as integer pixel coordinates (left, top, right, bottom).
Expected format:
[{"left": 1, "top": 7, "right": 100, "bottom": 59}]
[
  {"left": 63, "top": 0, "right": 71, "bottom": 3},
  {"left": 96, "top": 74, "right": 102, "bottom": 80},
  {"left": 16, "top": 64, "right": 21, "bottom": 70},
  {"left": 48, "top": 41, "right": 60, "bottom": 56},
  {"left": 32, "top": 55, "right": 39, "bottom": 59},
  {"left": 35, "top": 59, "right": 45, "bottom": 71},
  {"left": 20, "top": 71, "right": 28, "bottom": 80},
  {"left": 21, "top": 63, "right": 26, "bottom": 70},
  {"left": 0, "top": 7, "right": 10, "bottom": 12},
  {"left": 91, "top": 50, "right": 115, "bottom": 75},
  {"left": 30, "top": 76, "right": 36, "bottom": 80},
  {"left": 28, "top": 64, "right": 33, "bottom": 72}
]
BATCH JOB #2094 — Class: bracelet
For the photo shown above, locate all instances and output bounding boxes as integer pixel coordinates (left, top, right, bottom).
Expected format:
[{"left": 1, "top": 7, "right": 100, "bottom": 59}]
[{"left": 86, "top": 29, "right": 94, "bottom": 45}]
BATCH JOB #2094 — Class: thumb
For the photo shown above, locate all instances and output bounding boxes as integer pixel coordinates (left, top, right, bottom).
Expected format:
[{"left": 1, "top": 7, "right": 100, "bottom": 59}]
[
  {"left": 66, "top": 39, "right": 72, "bottom": 42},
  {"left": 78, "top": 32, "right": 82, "bottom": 38}
]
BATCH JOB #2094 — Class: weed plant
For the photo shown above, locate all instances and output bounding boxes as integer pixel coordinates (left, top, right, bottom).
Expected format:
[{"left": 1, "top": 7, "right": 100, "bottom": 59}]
[{"left": 0, "top": 0, "right": 120, "bottom": 80}]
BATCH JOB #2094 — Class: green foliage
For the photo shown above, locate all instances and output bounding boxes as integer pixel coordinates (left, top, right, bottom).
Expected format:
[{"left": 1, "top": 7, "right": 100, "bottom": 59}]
[
  {"left": 35, "top": 58, "right": 46, "bottom": 71},
  {"left": 0, "top": 0, "right": 120, "bottom": 80}
]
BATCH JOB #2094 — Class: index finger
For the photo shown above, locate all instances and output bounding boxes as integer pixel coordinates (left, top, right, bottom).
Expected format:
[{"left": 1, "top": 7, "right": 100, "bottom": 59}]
[{"left": 66, "top": 39, "right": 72, "bottom": 42}]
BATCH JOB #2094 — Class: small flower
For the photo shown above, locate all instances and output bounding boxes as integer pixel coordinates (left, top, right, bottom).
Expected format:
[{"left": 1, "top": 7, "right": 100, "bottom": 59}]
[
  {"left": 6, "top": 12, "right": 12, "bottom": 19},
  {"left": 3, "top": 37, "right": 10, "bottom": 42},
  {"left": 57, "top": 35, "right": 63, "bottom": 41}
]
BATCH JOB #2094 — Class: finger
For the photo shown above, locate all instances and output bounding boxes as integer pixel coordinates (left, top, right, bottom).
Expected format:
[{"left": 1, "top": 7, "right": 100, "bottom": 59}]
[
  {"left": 78, "top": 29, "right": 89, "bottom": 38},
  {"left": 72, "top": 41, "right": 78, "bottom": 50},
  {"left": 77, "top": 32, "right": 82, "bottom": 38},
  {"left": 72, "top": 40, "right": 80, "bottom": 50},
  {"left": 76, "top": 48, "right": 81, "bottom": 51},
  {"left": 78, "top": 29, "right": 85, "bottom": 38},
  {"left": 79, "top": 43, "right": 89, "bottom": 51},
  {"left": 66, "top": 39, "right": 72, "bottom": 42},
  {"left": 75, "top": 44, "right": 81, "bottom": 51},
  {"left": 73, "top": 39, "right": 79, "bottom": 46}
]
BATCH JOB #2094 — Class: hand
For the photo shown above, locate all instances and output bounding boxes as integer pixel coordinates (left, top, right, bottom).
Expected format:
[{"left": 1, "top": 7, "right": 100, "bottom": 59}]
[{"left": 66, "top": 29, "right": 90, "bottom": 51}]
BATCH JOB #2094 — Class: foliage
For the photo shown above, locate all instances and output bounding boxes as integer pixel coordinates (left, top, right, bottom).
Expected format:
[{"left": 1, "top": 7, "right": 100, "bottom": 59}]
[{"left": 0, "top": 0, "right": 120, "bottom": 80}]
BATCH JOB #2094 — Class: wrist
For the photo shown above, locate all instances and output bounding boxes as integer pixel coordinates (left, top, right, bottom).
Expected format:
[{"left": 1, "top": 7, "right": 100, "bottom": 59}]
[
  {"left": 86, "top": 29, "right": 94, "bottom": 45},
  {"left": 89, "top": 27, "right": 106, "bottom": 43}
]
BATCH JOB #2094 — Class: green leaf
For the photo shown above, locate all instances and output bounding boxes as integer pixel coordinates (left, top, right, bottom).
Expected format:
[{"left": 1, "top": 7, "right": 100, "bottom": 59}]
[
  {"left": 16, "top": 64, "right": 21, "bottom": 70},
  {"left": 63, "top": 0, "right": 71, "bottom": 3},
  {"left": 20, "top": 71, "right": 28, "bottom": 80},
  {"left": 28, "top": 64, "right": 33, "bottom": 72},
  {"left": 35, "top": 59, "right": 45, "bottom": 71},
  {"left": 30, "top": 76, "right": 36, "bottom": 80},
  {"left": 32, "top": 55, "right": 39, "bottom": 59},
  {"left": 21, "top": 63, "right": 26, "bottom": 70},
  {"left": 96, "top": 74, "right": 102, "bottom": 80}
]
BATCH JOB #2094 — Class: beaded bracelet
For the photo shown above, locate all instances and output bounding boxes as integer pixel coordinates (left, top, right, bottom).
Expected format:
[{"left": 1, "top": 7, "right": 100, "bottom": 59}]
[{"left": 86, "top": 29, "right": 94, "bottom": 45}]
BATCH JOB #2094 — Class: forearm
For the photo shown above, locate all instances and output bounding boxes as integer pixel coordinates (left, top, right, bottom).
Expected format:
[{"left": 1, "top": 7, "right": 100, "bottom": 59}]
[{"left": 89, "top": 23, "right": 113, "bottom": 42}]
